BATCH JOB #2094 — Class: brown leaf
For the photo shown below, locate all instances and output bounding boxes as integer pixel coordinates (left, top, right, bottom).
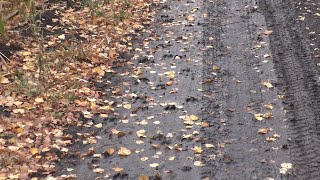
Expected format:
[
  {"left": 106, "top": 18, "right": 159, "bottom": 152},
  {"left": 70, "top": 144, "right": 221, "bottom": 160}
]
[
  {"left": 258, "top": 128, "right": 269, "bottom": 134},
  {"left": 105, "top": 148, "right": 115, "bottom": 156},
  {"left": 118, "top": 147, "right": 131, "bottom": 156},
  {"left": 138, "top": 175, "right": 149, "bottom": 180},
  {"left": 0, "top": 76, "right": 10, "bottom": 84}
]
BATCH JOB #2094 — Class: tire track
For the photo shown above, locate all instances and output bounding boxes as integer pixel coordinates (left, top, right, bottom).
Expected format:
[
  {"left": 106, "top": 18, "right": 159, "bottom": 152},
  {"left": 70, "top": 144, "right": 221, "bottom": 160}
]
[
  {"left": 258, "top": 0, "right": 320, "bottom": 178},
  {"left": 202, "top": 0, "right": 291, "bottom": 179}
]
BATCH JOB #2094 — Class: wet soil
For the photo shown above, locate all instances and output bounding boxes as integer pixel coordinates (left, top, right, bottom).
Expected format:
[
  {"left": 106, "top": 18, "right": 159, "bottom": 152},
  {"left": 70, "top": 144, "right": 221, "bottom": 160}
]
[{"left": 54, "top": 0, "right": 320, "bottom": 179}]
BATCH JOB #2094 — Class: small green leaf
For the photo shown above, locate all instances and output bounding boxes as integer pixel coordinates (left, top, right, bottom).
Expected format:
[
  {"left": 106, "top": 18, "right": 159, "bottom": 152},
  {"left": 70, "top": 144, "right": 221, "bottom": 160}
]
[{"left": 0, "top": 18, "right": 5, "bottom": 37}]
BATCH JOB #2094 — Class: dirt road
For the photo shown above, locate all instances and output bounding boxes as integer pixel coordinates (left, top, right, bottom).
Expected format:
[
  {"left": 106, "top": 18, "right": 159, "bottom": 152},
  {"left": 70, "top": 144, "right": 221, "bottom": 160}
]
[{"left": 56, "top": 0, "right": 320, "bottom": 179}]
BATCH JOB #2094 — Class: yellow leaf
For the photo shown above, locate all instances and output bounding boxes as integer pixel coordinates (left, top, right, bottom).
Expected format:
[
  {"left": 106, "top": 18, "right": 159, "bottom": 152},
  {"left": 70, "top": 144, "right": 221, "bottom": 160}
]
[
  {"left": 118, "top": 147, "right": 131, "bottom": 156},
  {"left": 136, "top": 129, "right": 147, "bottom": 138},
  {"left": 205, "top": 144, "right": 214, "bottom": 148},
  {"left": 98, "top": 105, "right": 114, "bottom": 111},
  {"left": 35, "top": 97, "right": 44, "bottom": 103},
  {"left": 261, "top": 81, "right": 273, "bottom": 88},
  {"left": 0, "top": 76, "right": 10, "bottom": 84},
  {"left": 194, "top": 161, "right": 204, "bottom": 166},
  {"left": 263, "top": 30, "right": 273, "bottom": 35},
  {"left": 263, "top": 112, "right": 273, "bottom": 119},
  {"left": 167, "top": 71, "right": 175, "bottom": 79},
  {"left": 30, "top": 148, "right": 38, "bottom": 155},
  {"left": 12, "top": 109, "right": 25, "bottom": 114},
  {"left": 149, "top": 163, "right": 159, "bottom": 168},
  {"left": 75, "top": 100, "right": 88, "bottom": 107},
  {"left": 123, "top": 104, "right": 131, "bottom": 109},
  {"left": 140, "top": 157, "right": 148, "bottom": 161},
  {"left": 258, "top": 128, "right": 269, "bottom": 134},
  {"left": 192, "top": 146, "right": 203, "bottom": 154},
  {"left": 93, "top": 168, "right": 104, "bottom": 173},
  {"left": 113, "top": 167, "right": 124, "bottom": 172},
  {"left": 94, "top": 123, "right": 102, "bottom": 128},
  {"left": 254, "top": 113, "right": 264, "bottom": 121},
  {"left": 190, "top": 115, "right": 199, "bottom": 121},
  {"left": 92, "top": 66, "right": 105, "bottom": 76},
  {"left": 58, "top": 34, "right": 65, "bottom": 40},
  {"left": 187, "top": 15, "right": 195, "bottom": 21},
  {"left": 138, "top": 175, "right": 149, "bottom": 180},
  {"left": 264, "top": 103, "right": 274, "bottom": 110}
]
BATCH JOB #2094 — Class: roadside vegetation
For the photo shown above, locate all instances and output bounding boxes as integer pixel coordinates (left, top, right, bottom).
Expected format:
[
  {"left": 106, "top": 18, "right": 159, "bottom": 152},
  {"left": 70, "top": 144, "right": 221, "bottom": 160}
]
[{"left": 0, "top": 0, "right": 152, "bottom": 178}]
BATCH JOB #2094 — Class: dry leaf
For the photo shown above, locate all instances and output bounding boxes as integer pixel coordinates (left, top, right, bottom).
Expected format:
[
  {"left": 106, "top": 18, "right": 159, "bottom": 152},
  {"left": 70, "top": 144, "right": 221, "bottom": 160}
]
[
  {"left": 205, "top": 144, "right": 214, "bottom": 148},
  {"left": 35, "top": 97, "right": 44, "bottom": 103},
  {"left": 113, "top": 167, "right": 124, "bottom": 172},
  {"left": 258, "top": 128, "right": 269, "bottom": 134},
  {"left": 0, "top": 76, "right": 10, "bottom": 84},
  {"left": 254, "top": 113, "right": 264, "bottom": 121},
  {"left": 192, "top": 146, "right": 203, "bottom": 154},
  {"left": 30, "top": 148, "right": 38, "bottom": 155},
  {"left": 92, "top": 66, "right": 105, "bottom": 76},
  {"left": 261, "top": 81, "right": 273, "bottom": 88},
  {"left": 136, "top": 129, "right": 147, "bottom": 138},
  {"left": 138, "top": 175, "right": 149, "bottom": 180},
  {"left": 149, "top": 163, "right": 159, "bottom": 168},
  {"left": 187, "top": 15, "right": 195, "bottom": 21},
  {"left": 263, "top": 30, "right": 273, "bottom": 35},
  {"left": 264, "top": 103, "right": 274, "bottom": 110},
  {"left": 123, "top": 104, "right": 131, "bottom": 109},
  {"left": 58, "top": 34, "right": 66, "bottom": 40},
  {"left": 13, "top": 109, "right": 25, "bottom": 114},
  {"left": 263, "top": 112, "right": 273, "bottom": 119},
  {"left": 105, "top": 148, "right": 115, "bottom": 155},
  {"left": 194, "top": 161, "right": 204, "bottom": 166},
  {"left": 118, "top": 147, "right": 131, "bottom": 156},
  {"left": 93, "top": 168, "right": 104, "bottom": 173}
]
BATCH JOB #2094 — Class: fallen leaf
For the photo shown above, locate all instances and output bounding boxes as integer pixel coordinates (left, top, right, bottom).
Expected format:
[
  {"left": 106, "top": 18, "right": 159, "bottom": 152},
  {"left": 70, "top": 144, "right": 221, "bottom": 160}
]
[
  {"left": 118, "top": 147, "right": 131, "bottom": 156},
  {"left": 187, "top": 15, "right": 195, "bottom": 21},
  {"left": 192, "top": 146, "right": 203, "bottom": 154},
  {"left": 263, "top": 112, "right": 273, "bottom": 119},
  {"left": 138, "top": 175, "right": 149, "bottom": 180},
  {"left": 30, "top": 148, "right": 38, "bottom": 155},
  {"left": 92, "top": 66, "right": 105, "bottom": 76},
  {"left": 58, "top": 34, "right": 65, "bottom": 40},
  {"left": 94, "top": 123, "right": 102, "bottom": 128},
  {"left": 113, "top": 167, "right": 124, "bottom": 172},
  {"left": 12, "top": 109, "right": 25, "bottom": 114},
  {"left": 149, "top": 163, "right": 159, "bottom": 168},
  {"left": 194, "top": 161, "right": 204, "bottom": 166},
  {"left": 263, "top": 30, "right": 273, "bottom": 35},
  {"left": 258, "top": 128, "right": 269, "bottom": 134},
  {"left": 140, "top": 157, "right": 148, "bottom": 161},
  {"left": 105, "top": 148, "right": 115, "bottom": 155},
  {"left": 0, "top": 76, "right": 10, "bottom": 84},
  {"left": 205, "top": 144, "right": 214, "bottom": 148},
  {"left": 136, "top": 129, "right": 147, "bottom": 138},
  {"left": 264, "top": 103, "right": 274, "bottom": 110},
  {"left": 123, "top": 104, "right": 131, "bottom": 109},
  {"left": 254, "top": 113, "right": 264, "bottom": 121},
  {"left": 35, "top": 97, "right": 44, "bottom": 103},
  {"left": 280, "top": 163, "right": 293, "bottom": 174},
  {"left": 261, "top": 81, "right": 273, "bottom": 88},
  {"left": 93, "top": 168, "right": 104, "bottom": 173}
]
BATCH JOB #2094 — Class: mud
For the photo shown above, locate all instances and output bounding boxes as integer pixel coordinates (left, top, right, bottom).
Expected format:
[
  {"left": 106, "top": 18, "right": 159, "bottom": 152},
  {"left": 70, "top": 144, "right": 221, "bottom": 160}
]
[{"left": 55, "top": 0, "right": 320, "bottom": 179}]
